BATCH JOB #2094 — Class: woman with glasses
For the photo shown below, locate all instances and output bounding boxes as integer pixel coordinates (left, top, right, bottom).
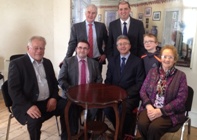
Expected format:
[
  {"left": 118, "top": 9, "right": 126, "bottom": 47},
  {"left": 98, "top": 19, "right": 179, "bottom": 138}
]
[{"left": 138, "top": 45, "right": 188, "bottom": 140}]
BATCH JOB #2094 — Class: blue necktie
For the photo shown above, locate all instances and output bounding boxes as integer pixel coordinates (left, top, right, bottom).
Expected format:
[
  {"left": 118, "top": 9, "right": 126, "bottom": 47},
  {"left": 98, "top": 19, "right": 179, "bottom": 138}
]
[
  {"left": 123, "top": 22, "right": 127, "bottom": 36},
  {"left": 121, "top": 57, "right": 126, "bottom": 73}
]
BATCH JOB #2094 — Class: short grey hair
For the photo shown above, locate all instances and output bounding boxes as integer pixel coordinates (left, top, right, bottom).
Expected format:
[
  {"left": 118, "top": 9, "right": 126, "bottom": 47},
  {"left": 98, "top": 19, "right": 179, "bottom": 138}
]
[
  {"left": 27, "top": 36, "right": 46, "bottom": 46},
  {"left": 85, "top": 4, "right": 97, "bottom": 14},
  {"left": 116, "top": 35, "right": 130, "bottom": 45}
]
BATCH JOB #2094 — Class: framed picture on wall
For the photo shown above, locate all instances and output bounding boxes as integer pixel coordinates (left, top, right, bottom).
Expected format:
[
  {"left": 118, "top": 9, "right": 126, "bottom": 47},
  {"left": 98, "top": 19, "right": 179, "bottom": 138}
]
[
  {"left": 153, "top": 11, "right": 161, "bottom": 21},
  {"left": 138, "top": 13, "right": 143, "bottom": 20},
  {"left": 145, "top": 7, "right": 152, "bottom": 17}
]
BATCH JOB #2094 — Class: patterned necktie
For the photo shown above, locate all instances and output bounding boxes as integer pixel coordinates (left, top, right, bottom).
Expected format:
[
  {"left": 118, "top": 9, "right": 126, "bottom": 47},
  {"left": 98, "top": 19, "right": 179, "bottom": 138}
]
[
  {"left": 123, "top": 22, "right": 127, "bottom": 36},
  {"left": 80, "top": 60, "right": 86, "bottom": 84},
  {"left": 120, "top": 57, "right": 126, "bottom": 74},
  {"left": 88, "top": 24, "right": 93, "bottom": 57}
]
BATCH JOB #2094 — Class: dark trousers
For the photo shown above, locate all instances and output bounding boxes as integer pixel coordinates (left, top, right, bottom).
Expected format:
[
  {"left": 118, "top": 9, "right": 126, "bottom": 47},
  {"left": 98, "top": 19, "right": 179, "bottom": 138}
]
[
  {"left": 138, "top": 109, "right": 172, "bottom": 140},
  {"left": 103, "top": 98, "right": 139, "bottom": 138},
  {"left": 26, "top": 97, "right": 67, "bottom": 140}
]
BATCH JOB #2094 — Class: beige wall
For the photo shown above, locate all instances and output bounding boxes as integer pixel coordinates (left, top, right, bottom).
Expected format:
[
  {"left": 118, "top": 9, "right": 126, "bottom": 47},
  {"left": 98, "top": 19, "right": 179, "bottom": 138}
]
[{"left": 0, "top": 0, "right": 197, "bottom": 127}]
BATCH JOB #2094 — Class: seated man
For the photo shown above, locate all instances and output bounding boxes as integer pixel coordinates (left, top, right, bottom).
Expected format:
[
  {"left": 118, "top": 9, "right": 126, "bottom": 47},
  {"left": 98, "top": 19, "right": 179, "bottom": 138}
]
[
  {"left": 8, "top": 36, "right": 67, "bottom": 140},
  {"left": 58, "top": 40, "right": 102, "bottom": 134},
  {"left": 104, "top": 35, "right": 145, "bottom": 137}
]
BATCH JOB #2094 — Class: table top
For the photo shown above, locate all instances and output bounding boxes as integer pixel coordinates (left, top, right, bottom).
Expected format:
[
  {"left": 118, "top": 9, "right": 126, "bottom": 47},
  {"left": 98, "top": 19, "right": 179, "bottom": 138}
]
[{"left": 66, "top": 83, "right": 127, "bottom": 106}]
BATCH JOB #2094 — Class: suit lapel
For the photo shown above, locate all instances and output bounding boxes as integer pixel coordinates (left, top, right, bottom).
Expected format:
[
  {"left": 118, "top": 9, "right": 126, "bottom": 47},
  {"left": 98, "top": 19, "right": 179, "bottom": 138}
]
[
  {"left": 87, "top": 58, "right": 92, "bottom": 82},
  {"left": 114, "top": 56, "right": 121, "bottom": 80},
  {"left": 128, "top": 17, "right": 133, "bottom": 35},
  {"left": 94, "top": 22, "right": 100, "bottom": 44},
  {"left": 117, "top": 19, "right": 122, "bottom": 35},
  {"left": 73, "top": 56, "right": 79, "bottom": 84},
  {"left": 82, "top": 21, "right": 88, "bottom": 40}
]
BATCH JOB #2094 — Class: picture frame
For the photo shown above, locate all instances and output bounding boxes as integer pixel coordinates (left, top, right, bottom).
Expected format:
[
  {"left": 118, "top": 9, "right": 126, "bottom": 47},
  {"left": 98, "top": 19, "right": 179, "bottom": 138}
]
[
  {"left": 98, "top": 14, "right": 102, "bottom": 21},
  {"left": 138, "top": 13, "right": 143, "bottom": 20},
  {"left": 153, "top": 11, "right": 161, "bottom": 21},
  {"left": 145, "top": 7, "right": 152, "bottom": 17}
]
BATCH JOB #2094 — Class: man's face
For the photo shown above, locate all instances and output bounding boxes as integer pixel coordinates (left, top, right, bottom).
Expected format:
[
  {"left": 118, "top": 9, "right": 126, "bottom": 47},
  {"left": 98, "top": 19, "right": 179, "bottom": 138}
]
[
  {"left": 27, "top": 39, "right": 45, "bottom": 62},
  {"left": 76, "top": 42, "right": 90, "bottom": 59},
  {"left": 85, "top": 7, "right": 97, "bottom": 23},
  {"left": 118, "top": 3, "right": 131, "bottom": 21},
  {"left": 117, "top": 39, "right": 131, "bottom": 55}
]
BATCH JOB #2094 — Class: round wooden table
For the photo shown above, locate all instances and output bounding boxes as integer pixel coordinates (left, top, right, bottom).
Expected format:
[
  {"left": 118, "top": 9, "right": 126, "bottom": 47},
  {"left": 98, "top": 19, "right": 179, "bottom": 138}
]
[{"left": 64, "top": 83, "right": 127, "bottom": 140}]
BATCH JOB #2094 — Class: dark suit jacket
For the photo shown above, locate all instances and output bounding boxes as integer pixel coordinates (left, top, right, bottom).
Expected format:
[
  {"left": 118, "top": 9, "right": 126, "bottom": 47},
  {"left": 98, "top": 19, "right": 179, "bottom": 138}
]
[
  {"left": 106, "top": 17, "right": 145, "bottom": 58},
  {"left": 58, "top": 56, "right": 102, "bottom": 97},
  {"left": 8, "top": 54, "right": 59, "bottom": 125},
  {"left": 105, "top": 54, "right": 145, "bottom": 107},
  {"left": 66, "top": 21, "right": 108, "bottom": 58}
]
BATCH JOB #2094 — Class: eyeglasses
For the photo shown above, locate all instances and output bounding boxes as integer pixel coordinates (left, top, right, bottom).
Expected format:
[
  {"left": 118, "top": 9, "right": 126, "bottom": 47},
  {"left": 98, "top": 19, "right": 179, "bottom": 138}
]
[
  {"left": 77, "top": 46, "right": 89, "bottom": 50},
  {"left": 117, "top": 42, "right": 130, "bottom": 46},
  {"left": 143, "top": 41, "right": 155, "bottom": 44},
  {"left": 30, "top": 47, "right": 45, "bottom": 51},
  {"left": 161, "top": 55, "right": 174, "bottom": 60}
]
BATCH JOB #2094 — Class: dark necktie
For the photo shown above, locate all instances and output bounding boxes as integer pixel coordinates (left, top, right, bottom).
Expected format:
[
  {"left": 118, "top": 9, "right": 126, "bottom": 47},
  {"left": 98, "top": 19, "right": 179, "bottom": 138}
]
[
  {"left": 80, "top": 60, "right": 86, "bottom": 84},
  {"left": 123, "top": 22, "right": 127, "bottom": 36},
  {"left": 88, "top": 24, "right": 93, "bottom": 57},
  {"left": 120, "top": 57, "right": 126, "bottom": 73}
]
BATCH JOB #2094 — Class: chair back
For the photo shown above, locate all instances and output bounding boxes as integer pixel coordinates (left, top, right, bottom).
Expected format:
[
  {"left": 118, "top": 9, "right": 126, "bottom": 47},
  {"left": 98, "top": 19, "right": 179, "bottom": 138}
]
[
  {"left": 185, "top": 86, "right": 194, "bottom": 116},
  {"left": 1, "top": 81, "right": 13, "bottom": 113},
  {"left": 10, "top": 54, "right": 24, "bottom": 61}
]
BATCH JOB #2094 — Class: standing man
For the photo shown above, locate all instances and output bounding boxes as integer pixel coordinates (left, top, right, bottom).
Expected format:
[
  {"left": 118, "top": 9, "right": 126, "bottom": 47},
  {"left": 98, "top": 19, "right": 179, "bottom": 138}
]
[
  {"left": 8, "top": 36, "right": 67, "bottom": 140},
  {"left": 104, "top": 35, "right": 145, "bottom": 137},
  {"left": 106, "top": 0, "right": 145, "bottom": 58},
  {"left": 66, "top": 4, "right": 108, "bottom": 73},
  {"left": 58, "top": 40, "right": 102, "bottom": 134}
]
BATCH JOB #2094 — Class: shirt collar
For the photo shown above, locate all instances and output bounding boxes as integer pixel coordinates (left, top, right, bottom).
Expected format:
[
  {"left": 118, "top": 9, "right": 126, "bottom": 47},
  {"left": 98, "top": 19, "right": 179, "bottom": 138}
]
[
  {"left": 77, "top": 56, "right": 88, "bottom": 62},
  {"left": 120, "top": 52, "right": 130, "bottom": 60},
  {"left": 120, "top": 17, "right": 130, "bottom": 25},
  {"left": 27, "top": 53, "right": 43, "bottom": 64},
  {"left": 85, "top": 20, "right": 95, "bottom": 26}
]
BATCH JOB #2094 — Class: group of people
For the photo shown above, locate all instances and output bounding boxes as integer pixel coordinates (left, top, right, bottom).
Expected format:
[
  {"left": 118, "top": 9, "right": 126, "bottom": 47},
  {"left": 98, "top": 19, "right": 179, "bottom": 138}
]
[{"left": 7, "top": 1, "right": 188, "bottom": 140}]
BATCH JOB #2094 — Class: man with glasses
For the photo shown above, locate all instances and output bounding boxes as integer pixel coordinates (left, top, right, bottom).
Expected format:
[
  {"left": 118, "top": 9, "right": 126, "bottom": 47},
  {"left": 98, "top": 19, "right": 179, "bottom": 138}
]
[
  {"left": 104, "top": 35, "right": 145, "bottom": 137},
  {"left": 58, "top": 40, "right": 102, "bottom": 135},
  {"left": 106, "top": 0, "right": 145, "bottom": 58},
  {"left": 8, "top": 36, "right": 67, "bottom": 140}
]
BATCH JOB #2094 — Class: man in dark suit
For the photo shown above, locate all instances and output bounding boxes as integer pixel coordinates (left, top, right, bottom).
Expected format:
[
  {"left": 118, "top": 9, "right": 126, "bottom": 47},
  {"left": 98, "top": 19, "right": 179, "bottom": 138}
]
[
  {"left": 66, "top": 4, "right": 108, "bottom": 73},
  {"left": 106, "top": 1, "right": 145, "bottom": 58},
  {"left": 8, "top": 36, "right": 67, "bottom": 140},
  {"left": 58, "top": 40, "right": 102, "bottom": 134},
  {"left": 104, "top": 35, "right": 145, "bottom": 137}
]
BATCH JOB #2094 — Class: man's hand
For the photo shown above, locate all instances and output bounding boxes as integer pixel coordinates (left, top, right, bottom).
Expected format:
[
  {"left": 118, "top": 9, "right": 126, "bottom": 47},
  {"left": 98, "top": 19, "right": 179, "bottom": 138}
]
[
  {"left": 98, "top": 54, "right": 106, "bottom": 63},
  {"left": 46, "top": 98, "right": 57, "bottom": 112},
  {"left": 27, "top": 105, "right": 41, "bottom": 119}
]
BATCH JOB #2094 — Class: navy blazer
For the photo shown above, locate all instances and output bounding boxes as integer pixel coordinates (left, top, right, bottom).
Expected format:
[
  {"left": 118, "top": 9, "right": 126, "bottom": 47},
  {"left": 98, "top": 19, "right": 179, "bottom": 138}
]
[
  {"left": 105, "top": 54, "right": 145, "bottom": 106},
  {"left": 66, "top": 21, "right": 108, "bottom": 58},
  {"left": 8, "top": 54, "right": 59, "bottom": 125},
  {"left": 106, "top": 17, "right": 145, "bottom": 57}
]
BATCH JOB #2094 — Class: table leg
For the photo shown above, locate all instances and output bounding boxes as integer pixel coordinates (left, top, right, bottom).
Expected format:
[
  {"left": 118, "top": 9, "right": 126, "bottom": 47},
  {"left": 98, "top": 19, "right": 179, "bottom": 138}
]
[
  {"left": 84, "top": 104, "right": 88, "bottom": 140},
  {"left": 64, "top": 100, "right": 72, "bottom": 139},
  {"left": 112, "top": 104, "right": 119, "bottom": 140}
]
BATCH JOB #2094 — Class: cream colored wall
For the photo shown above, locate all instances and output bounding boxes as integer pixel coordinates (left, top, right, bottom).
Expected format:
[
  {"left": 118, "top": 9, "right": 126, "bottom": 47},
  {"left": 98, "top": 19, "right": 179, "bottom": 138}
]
[
  {"left": 0, "top": 0, "right": 70, "bottom": 79},
  {"left": 0, "top": 0, "right": 197, "bottom": 127}
]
